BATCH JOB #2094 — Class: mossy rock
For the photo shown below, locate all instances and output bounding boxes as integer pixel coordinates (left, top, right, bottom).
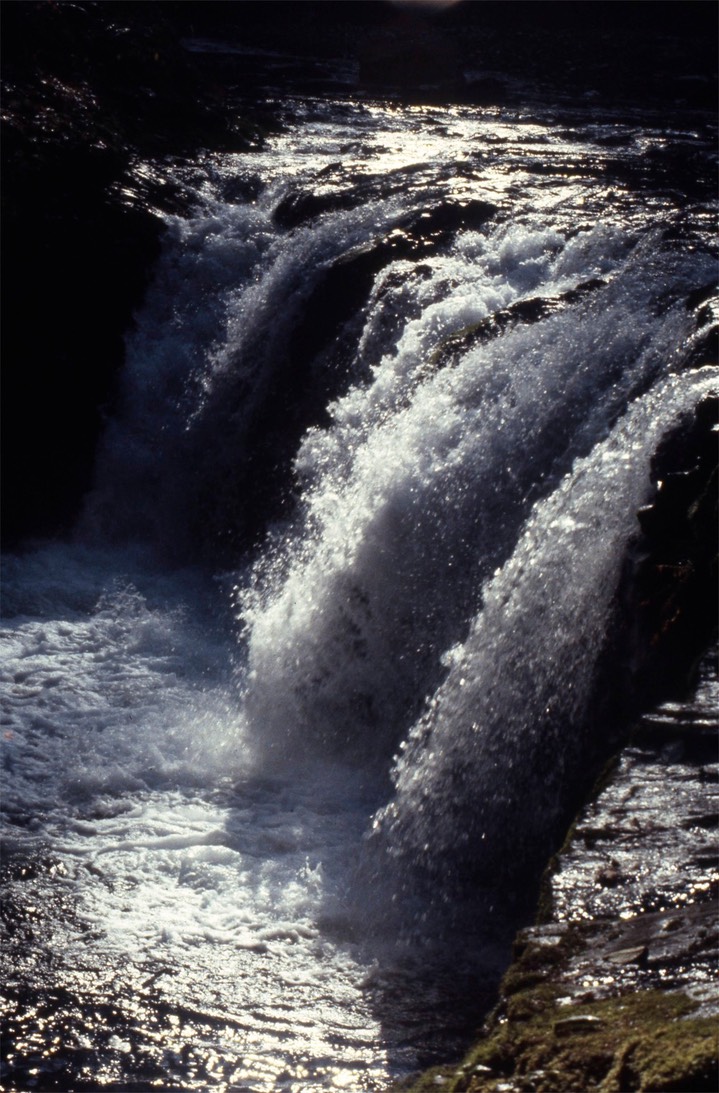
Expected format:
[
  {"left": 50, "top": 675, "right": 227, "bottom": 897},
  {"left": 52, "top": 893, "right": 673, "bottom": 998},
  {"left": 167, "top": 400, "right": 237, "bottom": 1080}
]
[
  {"left": 454, "top": 989, "right": 717, "bottom": 1093},
  {"left": 396, "top": 989, "right": 717, "bottom": 1093}
]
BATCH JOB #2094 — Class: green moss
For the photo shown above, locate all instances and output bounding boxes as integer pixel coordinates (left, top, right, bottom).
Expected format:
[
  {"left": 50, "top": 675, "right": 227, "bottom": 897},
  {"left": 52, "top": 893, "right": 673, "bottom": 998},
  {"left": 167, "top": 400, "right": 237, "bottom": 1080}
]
[
  {"left": 401, "top": 989, "right": 717, "bottom": 1093},
  {"left": 392, "top": 921, "right": 716, "bottom": 1093},
  {"left": 389, "top": 1065, "right": 458, "bottom": 1091},
  {"left": 504, "top": 925, "right": 582, "bottom": 994}
]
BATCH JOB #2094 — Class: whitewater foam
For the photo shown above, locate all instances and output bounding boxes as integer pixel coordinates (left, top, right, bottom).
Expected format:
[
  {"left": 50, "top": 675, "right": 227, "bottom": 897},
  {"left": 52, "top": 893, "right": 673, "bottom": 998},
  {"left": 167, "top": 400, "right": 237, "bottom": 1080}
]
[
  {"left": 239, "top": 230, "right": 711, "bottom": 768},
  {"left": 372, "top": 367, "right": 719, "bottom": 894},
  {"left": 3, "top": 96, "right": 716, "bottom": 1090}
]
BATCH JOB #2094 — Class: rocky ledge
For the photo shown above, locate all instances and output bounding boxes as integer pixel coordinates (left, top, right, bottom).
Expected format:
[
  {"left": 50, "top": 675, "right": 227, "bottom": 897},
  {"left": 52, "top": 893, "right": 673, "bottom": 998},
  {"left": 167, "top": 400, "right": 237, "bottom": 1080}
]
[
  {"left": 1, "top": 1, "right": 270, "bottom": 549},
  {"left": 396, "top": 388, "right": 718, "bottom": 1093},
  {"left": 398, "top": 649, "right": 718, "bottom": 1093}
]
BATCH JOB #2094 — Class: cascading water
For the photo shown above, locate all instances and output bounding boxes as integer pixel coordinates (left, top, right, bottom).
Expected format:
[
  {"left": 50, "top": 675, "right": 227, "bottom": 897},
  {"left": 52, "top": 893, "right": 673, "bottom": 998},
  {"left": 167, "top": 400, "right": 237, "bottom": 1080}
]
[
  {"left": 2, "top": 94, "right": 717, "bottom": 1091},
  {"left": 240, "top": 234, "right": 709, "bottom": 770},
  {"left": 371, "top": 370, "right": 717, "bottom": 890}
]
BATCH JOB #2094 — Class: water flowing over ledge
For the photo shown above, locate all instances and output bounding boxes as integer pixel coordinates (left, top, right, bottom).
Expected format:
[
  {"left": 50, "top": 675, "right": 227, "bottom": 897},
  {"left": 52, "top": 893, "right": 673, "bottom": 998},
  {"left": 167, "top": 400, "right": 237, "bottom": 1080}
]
[{"left": 2, "top": 90, "right": 717, "bottom": 1091}]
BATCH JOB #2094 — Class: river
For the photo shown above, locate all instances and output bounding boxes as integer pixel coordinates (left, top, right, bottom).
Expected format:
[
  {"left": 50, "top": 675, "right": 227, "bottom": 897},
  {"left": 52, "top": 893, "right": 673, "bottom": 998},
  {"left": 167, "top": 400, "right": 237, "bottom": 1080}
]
[{"left": 2, "top": 83, "right": 717, "bottom": 1091}]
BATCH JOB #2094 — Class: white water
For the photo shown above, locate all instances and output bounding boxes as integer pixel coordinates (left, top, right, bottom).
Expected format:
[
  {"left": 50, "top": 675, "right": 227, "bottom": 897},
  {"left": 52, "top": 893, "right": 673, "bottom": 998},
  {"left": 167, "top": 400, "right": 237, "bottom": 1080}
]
[
  {"left": 373, "top": 368, "right": 719, "bottom": 882},
  {"left": 241, "top": 234, "right": 705, "bottom": 767},
  {"left": 2, "top": 99, "right": 716, "bottom": 1089}
]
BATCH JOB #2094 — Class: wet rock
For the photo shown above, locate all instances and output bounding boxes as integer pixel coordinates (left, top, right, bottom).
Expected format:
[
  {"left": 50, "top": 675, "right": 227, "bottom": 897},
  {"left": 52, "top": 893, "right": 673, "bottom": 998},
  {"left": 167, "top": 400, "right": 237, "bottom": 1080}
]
[
  {"left": 604, "top": 945, "right": 648, "bottom": 965},
  {"left": 273, "top": 188, "right": 360, "bottom": 229},
  {"left": 595, "top": 862, "right": 623, "bottom": 888},
  {"left": 401, "top": 655, "right": 717, "bottom": 1092},
  {"left": 623, "top": 393, "right": 719, "bottom": 714},
  {"left": 405, "top": 200, "right": 497, "bottom": 238},
  {"left": 684, "top": 310, "right": 719, "bottom": 371},
  {"left": 2, "top": 133, "right": 165, "bottom": 546},
  {"left": 1, "top": 1, "right": 269, "bottom": 548},
  {"left": 274, "top": 188, "right": 496, "bottom": 241},
  {"left": 428, "top": 278, "right": 605, "bottom": 372},
  {"left": 551, "top": 656, "right": 718, "bottom": 933},
  {"left": 553, "top": 1014, "right": 603, "bottom": 1035}
]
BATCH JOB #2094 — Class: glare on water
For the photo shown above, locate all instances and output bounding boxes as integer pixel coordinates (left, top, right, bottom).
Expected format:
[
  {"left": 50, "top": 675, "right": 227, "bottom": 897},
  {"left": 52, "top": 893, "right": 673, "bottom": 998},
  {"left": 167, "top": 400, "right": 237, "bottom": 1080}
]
[{"left": 2, "top": 93, "right": 716, "bottom": 1089}]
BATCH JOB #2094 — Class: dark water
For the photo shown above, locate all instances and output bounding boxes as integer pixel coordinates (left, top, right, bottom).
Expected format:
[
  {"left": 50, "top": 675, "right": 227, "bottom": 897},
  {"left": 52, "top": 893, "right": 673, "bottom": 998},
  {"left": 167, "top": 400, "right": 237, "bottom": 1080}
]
[{"left": 2, "top": 75, "right": 717, "bottom": 1091}]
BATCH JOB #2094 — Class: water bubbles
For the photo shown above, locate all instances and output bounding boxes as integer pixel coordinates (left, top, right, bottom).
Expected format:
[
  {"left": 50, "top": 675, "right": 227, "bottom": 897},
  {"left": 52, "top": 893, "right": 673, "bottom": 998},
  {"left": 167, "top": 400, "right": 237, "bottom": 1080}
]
[{"left": 376, "top": 367, "right": 719, "bottom": 889}]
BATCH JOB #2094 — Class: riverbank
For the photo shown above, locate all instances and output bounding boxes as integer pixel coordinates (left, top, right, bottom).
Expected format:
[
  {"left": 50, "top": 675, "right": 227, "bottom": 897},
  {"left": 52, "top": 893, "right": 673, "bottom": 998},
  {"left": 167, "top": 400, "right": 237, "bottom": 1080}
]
[
  {"left": 1, "top": 2, "right": 281, "bottom": 548},
  {"left": 396, "top": 647, "right": 718, "bottom": 1093}
]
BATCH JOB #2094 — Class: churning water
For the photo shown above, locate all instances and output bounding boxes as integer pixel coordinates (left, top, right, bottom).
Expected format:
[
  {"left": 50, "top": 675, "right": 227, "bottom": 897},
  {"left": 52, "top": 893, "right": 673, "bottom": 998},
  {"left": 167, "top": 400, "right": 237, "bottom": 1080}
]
[{"left": 2, "top": 96, "right": 717, "bottom": 1089}]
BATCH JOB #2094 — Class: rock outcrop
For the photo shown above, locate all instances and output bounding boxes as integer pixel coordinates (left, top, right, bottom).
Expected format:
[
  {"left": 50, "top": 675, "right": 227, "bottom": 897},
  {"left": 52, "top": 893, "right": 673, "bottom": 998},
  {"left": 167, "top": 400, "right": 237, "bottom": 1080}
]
[
  {"left": 1, "top": 2, "right": 267, "bottom": 549},
  {"left": 397, "top": 650, "right": 718, "bottom": 1093}
]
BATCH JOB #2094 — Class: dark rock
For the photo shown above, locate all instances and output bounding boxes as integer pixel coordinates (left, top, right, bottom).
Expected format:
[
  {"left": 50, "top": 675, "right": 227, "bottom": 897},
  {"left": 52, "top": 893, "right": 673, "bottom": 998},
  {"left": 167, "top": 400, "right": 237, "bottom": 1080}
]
[
  {"left": 1, "top": 1, "right": 269, "bottom": 549},
  {"left": 627, "top": 393, "right": 718, "bottom": 708},
  {"left": 596, "top": 863, "right": 624, "bottom": 888},
  {"left": 429, "top": 278, "right": 605, "bottom": 370},
  {"left": 273, "top": 188, "right": 359, "bottom": 229},
  {"left": 685, "top": 283, "right": 719, "bottom": 313},
  {"left": 405, "top": 200, "right": 497, "bottom": 238},
  {"left": 685, "top": 813, "right": 719, "bottom": 830},
  {"left": 1, "top": 131, "right": 165, "bottom": 547},
  {"left": 685, "top": 319, "right": 719, "bottom": 371},
  {"left": 274, "top": 188, "right": 496, "bottom": 240}
]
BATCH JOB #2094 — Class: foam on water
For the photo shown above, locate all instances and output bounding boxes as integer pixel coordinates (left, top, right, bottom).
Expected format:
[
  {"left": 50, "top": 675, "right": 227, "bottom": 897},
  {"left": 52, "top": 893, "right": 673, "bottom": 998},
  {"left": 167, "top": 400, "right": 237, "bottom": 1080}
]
[
  {"left": 1, "top": 547, "right": 396, "bottom": 1089},
  {"left": 1, "top": 547, "right": 238, "bottom": 822},
  {"left": 372, "top": 367, "right": 719, "bottom": 891},
  {"left": 2, "top": 98, "right": 716, "bottom": 1089},
  {"left": 240, "top": 231, "right": 710, "bottom": 766}
]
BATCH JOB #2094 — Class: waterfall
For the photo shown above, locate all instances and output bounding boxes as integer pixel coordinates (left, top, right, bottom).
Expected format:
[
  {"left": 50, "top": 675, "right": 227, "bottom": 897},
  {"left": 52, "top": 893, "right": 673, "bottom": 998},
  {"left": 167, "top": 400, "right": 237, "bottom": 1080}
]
[
  {"left": 371, "top": 368, "right": 718, "bottom": 901},
  {"left": 79, "top": 102, "right": 716, "bottom": 907},
  {"left": 238, "top": 228, "right": 712, "bottom": 771},
  {"left": 3, "top": 97, "right": 716, "bottom": 1089}
]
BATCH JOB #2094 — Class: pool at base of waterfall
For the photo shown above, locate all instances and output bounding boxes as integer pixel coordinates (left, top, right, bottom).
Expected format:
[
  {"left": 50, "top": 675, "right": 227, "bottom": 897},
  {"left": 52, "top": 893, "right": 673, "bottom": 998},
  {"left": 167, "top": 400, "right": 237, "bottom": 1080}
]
[{"left": 0, "top": 547, "right": 508, "bottom": 1091}]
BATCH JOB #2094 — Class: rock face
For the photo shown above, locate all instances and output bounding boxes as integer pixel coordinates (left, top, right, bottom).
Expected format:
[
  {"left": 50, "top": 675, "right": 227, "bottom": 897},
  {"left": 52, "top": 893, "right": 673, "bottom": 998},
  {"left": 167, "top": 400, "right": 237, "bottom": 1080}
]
[
  {"left": 398, "top": 652, "right": 718, "bottom": 1093},
  {"left": 628, "top": 392, "right": 719, "bottom": 709},
  {"left": 546, "top": 653, "right": 718, "bottom": 991},
  {"left": 1, "top": 2, "right": 266, "bottom": 549},
  {"left": 2, "top": 134, "right": 165, "bottom": 546}
]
